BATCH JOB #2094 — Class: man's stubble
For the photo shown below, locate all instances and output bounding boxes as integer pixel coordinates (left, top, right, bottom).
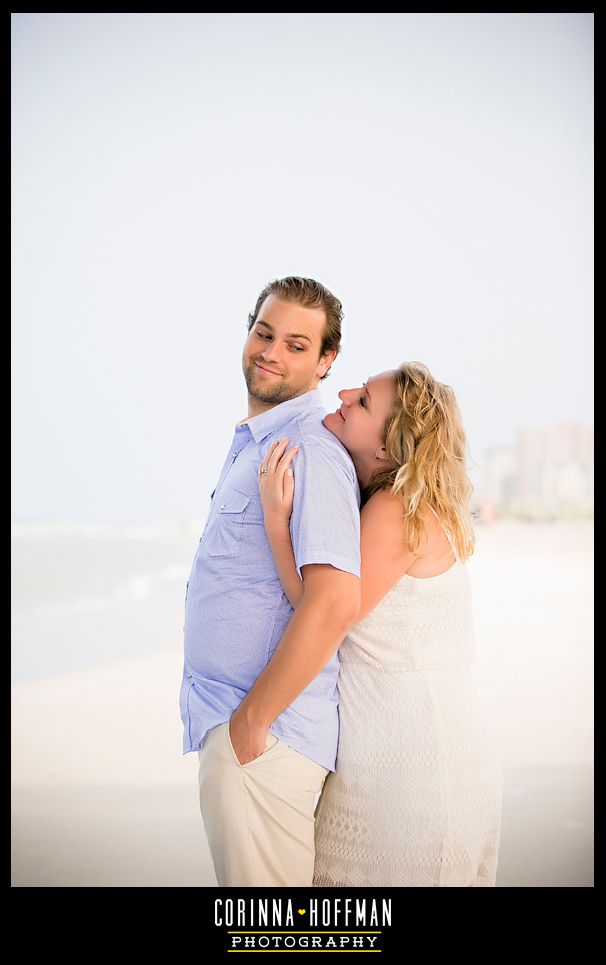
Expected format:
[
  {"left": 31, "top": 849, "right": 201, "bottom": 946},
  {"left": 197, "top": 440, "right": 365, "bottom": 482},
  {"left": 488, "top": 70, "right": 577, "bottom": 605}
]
[{"left": 243, "top": 359, "right": 304, "bottom": 407}]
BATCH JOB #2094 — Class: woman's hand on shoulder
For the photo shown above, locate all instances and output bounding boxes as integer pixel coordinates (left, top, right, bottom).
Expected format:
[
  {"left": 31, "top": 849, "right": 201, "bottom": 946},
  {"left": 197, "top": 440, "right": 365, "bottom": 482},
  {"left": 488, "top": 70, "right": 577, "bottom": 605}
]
[{"left": 258, "top": 438, "right": 299, "bottom": 533}]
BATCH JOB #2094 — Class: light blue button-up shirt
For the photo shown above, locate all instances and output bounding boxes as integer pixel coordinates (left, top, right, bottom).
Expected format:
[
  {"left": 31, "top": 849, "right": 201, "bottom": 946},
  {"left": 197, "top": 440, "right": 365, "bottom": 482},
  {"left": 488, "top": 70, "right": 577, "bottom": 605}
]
[{"left": 180, "top": 389, "right": 361, "bottom": 772}]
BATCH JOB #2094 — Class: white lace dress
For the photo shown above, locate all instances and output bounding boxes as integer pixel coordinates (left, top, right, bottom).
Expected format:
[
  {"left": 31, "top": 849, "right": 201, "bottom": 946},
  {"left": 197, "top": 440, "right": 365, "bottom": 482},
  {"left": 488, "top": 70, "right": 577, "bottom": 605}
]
[{"left": 313, "top": 560, "right": 503, "bottom": 887}]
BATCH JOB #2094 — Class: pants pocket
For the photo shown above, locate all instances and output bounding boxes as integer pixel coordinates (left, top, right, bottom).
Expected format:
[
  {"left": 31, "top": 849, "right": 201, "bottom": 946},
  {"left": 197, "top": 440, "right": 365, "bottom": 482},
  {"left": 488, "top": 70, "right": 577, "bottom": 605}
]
[{"left": 225, "top": 720, "right": 279, "bottom": 768}]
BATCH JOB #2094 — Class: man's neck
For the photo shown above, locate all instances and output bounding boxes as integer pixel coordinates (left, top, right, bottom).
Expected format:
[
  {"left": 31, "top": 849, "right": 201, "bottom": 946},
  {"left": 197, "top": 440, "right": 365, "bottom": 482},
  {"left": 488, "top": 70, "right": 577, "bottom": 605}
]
[
  {"left": 247, "top": 398, "right": 276, "bottom": 419},
  {"left": 246, "top": 386, "right": 318, "bottom": 420}
]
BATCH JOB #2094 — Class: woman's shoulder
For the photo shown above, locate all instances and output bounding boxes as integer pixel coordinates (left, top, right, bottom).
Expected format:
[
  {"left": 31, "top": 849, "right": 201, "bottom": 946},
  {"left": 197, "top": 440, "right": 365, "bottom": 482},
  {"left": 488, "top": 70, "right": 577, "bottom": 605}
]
[
  {"left": 365, "top": 489, "right": 449, "bottom": 528},
  {"left": 361, "top": 488, "right": 410, "bottom": 559},
  {"left": 363, "top": 486, "right": 402, "bottom": 513},
  {"left": 362, "top": 490, "right": 454, "bottom": 561}
]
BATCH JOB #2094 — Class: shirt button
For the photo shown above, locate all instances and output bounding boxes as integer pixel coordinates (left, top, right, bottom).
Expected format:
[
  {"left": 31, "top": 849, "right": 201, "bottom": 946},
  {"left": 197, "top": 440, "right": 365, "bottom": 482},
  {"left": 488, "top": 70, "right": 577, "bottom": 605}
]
[
  {"left": 220, "top": 504, "right": 226, "bottom": 511},
  {"left": 186, "top": 673, "right": 193, "bottom": 678}
]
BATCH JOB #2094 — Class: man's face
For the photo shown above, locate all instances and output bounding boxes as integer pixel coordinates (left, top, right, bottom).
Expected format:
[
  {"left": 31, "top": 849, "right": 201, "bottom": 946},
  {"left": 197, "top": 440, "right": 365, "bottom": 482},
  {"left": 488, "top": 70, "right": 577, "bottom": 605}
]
[{"left": 242, "top": 295, "right": 336, "bottom": 413}]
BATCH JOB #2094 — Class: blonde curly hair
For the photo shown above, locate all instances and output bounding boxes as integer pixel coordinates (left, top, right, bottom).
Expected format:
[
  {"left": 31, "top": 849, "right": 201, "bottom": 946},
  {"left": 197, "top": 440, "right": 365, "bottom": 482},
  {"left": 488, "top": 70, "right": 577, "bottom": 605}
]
[{"left": 365, "top": 362, "right": 475, "bottom": 561}]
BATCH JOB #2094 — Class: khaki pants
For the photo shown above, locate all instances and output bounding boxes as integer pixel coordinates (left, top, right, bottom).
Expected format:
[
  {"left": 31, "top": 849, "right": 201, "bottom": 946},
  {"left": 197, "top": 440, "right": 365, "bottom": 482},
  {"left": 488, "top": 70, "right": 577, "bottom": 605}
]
[{"left": 198, "top": 721, "right": 329, "bottom": 887}]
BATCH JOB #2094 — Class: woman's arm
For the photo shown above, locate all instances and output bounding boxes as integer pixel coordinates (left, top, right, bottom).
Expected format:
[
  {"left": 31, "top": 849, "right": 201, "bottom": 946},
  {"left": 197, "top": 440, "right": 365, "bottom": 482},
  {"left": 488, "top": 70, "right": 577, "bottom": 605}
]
[
  {"left": 258, "top": 439, "right": 304, "bottom": 609},
  {"left": 357, "top": 487, "right": 419, "bottom": 623},
  {"left": 259, "top": 444, "right": 422, "bottom": 620}
]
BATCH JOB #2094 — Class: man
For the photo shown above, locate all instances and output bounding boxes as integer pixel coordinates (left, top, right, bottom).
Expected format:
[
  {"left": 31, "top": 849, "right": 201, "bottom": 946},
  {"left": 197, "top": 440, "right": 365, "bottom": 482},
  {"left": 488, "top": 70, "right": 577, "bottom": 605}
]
[{"left": 180, "top": 277, "right": 361, "bottom": 887}]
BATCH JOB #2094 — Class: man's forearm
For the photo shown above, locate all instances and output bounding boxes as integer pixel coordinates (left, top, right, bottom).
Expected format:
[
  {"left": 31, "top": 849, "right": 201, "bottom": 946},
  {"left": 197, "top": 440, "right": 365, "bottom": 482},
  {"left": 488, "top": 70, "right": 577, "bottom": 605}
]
[{"left": 237, "top": 586, "right": 359, "bottom": 729}]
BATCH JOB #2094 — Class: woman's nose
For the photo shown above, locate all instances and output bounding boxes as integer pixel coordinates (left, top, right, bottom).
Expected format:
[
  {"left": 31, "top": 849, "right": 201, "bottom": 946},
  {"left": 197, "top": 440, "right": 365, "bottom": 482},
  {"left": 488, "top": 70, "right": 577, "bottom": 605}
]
[{"left": 338, "top": 388, "right": 356, "bottom": 404}]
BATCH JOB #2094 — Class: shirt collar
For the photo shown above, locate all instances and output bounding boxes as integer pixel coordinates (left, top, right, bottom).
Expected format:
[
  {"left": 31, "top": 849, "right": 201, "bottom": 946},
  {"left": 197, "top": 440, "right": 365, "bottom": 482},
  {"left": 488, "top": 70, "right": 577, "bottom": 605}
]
[{"left": 238, "top": 389, "right": 324, "bottom": 443}]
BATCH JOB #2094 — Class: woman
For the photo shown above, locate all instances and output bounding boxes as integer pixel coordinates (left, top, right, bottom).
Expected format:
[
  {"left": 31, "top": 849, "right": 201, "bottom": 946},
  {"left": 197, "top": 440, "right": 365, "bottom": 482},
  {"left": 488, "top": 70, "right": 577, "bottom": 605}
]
[{"left": 258, "top": 362, "right": 503, "bottom": 887}]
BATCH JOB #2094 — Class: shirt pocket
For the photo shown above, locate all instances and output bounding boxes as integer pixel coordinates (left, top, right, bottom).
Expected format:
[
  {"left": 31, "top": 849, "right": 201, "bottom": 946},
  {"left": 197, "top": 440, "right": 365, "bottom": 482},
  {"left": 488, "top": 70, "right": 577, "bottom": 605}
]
[{"left": 206, "top": 490, "right": 251, "bottom": 558}]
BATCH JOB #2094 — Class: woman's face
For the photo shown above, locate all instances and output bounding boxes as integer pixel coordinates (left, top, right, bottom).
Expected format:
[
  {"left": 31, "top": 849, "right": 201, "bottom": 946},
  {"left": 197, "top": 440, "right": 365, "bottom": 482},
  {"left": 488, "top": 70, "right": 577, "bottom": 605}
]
[{"left": 323, "top": 371, "right": 397, "bottom": 481}]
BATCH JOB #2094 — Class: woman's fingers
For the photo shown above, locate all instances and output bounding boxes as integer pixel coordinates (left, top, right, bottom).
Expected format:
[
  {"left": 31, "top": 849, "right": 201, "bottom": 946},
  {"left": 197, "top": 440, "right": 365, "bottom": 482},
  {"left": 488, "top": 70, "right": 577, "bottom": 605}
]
[
  {"left": 258, "top": 440, "right": 299, "bottom": 518},
  {"left": 259, "top": 439, "right": 280, "bottom": 475},
  {"left": 280, "top": 446, "right": 298, "bottom": 504},
  {"left": 275, "top": 445, "right": 299, "bottom": 496},
  {"left": 274, "top": 441, "right": 299, "bottom": 477},
  {"left": 283, "top": 462, "right": 295, "bottom": 505},
  {"left": 260, "top": 439, "right": 300, "bottom": 482},
  {"left": 277, "top": 444, "right": 299, "bottom": 474},
  {"left": 267, "top": 438, "right": 290, "bottom": 473}
]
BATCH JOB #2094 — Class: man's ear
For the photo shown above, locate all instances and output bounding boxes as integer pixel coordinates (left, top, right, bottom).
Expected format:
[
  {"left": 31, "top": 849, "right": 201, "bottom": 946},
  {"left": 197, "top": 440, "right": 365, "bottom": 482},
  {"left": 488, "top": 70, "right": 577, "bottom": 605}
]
[{"left": 317, "top": 349, "right": 338, "bottom": 379}]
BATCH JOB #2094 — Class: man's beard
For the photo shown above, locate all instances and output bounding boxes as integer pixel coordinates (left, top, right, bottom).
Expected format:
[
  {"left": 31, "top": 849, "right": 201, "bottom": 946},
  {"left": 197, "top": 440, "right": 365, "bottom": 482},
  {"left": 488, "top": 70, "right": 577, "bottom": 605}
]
[{"left": 243, "top": 359, "right": 296, "bottom": 405}]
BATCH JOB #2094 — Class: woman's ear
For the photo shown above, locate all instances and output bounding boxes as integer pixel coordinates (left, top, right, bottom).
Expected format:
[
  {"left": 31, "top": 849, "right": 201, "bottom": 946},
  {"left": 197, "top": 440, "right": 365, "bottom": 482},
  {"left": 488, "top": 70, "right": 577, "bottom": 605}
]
[{"left": 374, "top": 446, "right": 390, "bottom": 462}]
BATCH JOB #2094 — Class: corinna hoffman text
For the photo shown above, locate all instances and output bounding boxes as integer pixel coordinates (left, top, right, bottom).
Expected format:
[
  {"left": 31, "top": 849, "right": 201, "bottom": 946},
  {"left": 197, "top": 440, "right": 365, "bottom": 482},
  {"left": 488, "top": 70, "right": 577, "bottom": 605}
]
[{"left": 214, "top": 897, "right": 392, "bottom": 927}]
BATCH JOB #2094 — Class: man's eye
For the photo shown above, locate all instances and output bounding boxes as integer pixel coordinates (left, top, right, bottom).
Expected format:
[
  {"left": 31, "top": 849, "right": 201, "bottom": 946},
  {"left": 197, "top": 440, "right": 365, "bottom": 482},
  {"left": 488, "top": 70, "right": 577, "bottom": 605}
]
[
  {"left": 257, "top": 332, "right": 271, "bottom": 340},
  {"left": 290, "top": 345, "right": 304, "bottom": 352}
]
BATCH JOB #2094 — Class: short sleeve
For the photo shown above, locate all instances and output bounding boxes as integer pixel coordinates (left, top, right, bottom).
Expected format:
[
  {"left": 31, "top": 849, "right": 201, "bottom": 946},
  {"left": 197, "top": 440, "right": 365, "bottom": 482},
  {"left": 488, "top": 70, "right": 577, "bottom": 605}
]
[{"left": 289, "top": 441, "right": 361, "bottom": 579}]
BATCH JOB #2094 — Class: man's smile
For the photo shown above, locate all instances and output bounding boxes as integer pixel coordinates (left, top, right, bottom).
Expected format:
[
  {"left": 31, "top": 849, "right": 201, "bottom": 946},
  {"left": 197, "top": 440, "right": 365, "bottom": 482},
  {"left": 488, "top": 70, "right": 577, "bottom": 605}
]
[{"left": 254, "top": 361, "right": 282, "bottom": 376}]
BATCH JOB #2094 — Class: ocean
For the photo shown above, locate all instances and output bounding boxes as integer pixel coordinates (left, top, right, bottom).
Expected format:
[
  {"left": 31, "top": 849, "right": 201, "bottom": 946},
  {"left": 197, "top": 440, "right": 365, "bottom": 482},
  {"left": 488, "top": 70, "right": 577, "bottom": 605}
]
[{"left": 11, "top": 520, "right": 201, "bottom": 681}]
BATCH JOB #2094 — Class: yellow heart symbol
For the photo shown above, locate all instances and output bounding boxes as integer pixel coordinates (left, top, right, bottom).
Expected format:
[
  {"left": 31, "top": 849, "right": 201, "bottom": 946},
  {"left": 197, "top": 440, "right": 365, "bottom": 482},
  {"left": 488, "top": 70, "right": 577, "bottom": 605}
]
[{"left": 297, "top": 909, "right": 306, "bottom": 915}]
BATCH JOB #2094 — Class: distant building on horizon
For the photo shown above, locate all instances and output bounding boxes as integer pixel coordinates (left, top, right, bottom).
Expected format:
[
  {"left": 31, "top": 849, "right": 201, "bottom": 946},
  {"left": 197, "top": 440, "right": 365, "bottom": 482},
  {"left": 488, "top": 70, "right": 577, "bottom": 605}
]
[{"left": 479, "top": 422, "right": 593, "bottom": 521}]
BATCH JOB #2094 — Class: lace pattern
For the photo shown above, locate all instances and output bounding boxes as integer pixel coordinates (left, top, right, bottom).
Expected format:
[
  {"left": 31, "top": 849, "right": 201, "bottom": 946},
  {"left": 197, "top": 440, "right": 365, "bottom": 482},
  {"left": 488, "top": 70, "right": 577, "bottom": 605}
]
[{"left": 313, "top": 564, "right": 503, "bottom": 887}]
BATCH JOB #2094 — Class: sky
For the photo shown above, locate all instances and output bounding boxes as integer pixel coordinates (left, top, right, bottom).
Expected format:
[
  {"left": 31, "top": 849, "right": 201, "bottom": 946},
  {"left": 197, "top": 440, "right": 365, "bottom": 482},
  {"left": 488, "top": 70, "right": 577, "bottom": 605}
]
[{"left": 11, "top": 12, "right": 593, "bottom": 523}]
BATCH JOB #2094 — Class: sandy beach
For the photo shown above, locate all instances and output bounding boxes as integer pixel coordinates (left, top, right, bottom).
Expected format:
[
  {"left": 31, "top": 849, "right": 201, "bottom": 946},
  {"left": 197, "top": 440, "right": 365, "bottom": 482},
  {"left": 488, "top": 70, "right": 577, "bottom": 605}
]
[{"left": 11, "top": 519, "right": 593, "bottom": 887}]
